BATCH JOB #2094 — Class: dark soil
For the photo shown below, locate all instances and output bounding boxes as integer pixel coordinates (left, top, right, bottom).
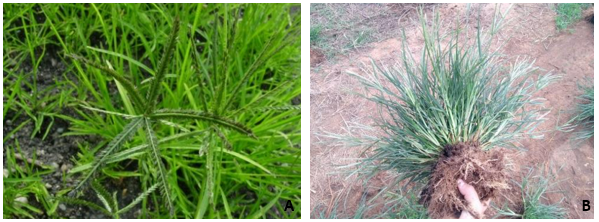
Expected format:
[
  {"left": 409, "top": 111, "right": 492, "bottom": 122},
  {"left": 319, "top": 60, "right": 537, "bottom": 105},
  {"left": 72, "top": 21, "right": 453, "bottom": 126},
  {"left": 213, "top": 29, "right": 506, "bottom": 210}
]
[
  {"left": 3, "top": 49, "right": 145, "bottom": 218},
  {"left": 310, "top": 49, "right": 325, "bottom": 67},
  {"left": 420, "top": 142, "right": 508, "bottom": 219}
]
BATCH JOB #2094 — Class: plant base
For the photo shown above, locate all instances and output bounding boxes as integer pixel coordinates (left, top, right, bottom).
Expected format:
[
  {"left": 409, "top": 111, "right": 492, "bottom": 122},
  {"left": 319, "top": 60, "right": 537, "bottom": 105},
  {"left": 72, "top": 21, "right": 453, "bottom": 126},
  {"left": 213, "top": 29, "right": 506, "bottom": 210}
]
[{"left": 420, "top": 142, "right": 508, "bottom": 218}]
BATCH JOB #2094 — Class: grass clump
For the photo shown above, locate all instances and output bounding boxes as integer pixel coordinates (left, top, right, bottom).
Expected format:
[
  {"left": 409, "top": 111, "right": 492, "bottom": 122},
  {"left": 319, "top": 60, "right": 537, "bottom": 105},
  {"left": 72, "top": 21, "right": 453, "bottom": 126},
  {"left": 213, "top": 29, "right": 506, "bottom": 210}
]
[
  {"left": 572, "top": 81, "right": 594, "bottom": 140},
  {"left": 345, "top": 6, "right": 557, "bottom": 218},
  {"left": 495, "top": 167, "right": 566, "bottom": 219},
  {"left": 557, "top": 80, "right": 593, "bottom": 141},
  {"left": 3, "top": 143, "right": 58, "bottom": 219},
  {"left": 554, "top": 3, "right": 592, "bottom": 31}
]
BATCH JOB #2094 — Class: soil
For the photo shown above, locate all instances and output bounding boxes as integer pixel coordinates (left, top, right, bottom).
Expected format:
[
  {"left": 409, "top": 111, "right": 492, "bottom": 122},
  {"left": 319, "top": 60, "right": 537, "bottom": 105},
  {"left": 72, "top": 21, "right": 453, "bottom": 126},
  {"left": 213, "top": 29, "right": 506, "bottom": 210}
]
[
  {"left": 310, "top": 3, "right": 594, "bottom": 219},
  {"left": 420, "top": 142, "right": 507, "bottom": 219},
  {"left": 3, "top": 46, "right": 145, "bottom": 219}
]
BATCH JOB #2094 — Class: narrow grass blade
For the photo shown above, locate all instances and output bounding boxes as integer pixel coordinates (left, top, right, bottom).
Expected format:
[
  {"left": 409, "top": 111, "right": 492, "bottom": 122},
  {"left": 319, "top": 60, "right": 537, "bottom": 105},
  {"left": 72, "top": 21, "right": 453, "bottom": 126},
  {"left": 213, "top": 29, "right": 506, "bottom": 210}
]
[
  {"left": 143, "top": 117, "right": 174, "bottom": 217},
  {"left": 91, "top": 180, "right": 116, "bottom": 214},
  {"left": 145, "top": 16, "right": 180, "bottom": 113},
  {"left": 86, "top": 46, "right": 155, "bottom": 76},
  {"left": 54, "top": 197, "right": 112, "bottom": 217},
  {"left": 117, "top": 183, "right": 160, "bottom": 215},
  {"left": 219, "top": 148, "right": 274, "bottom": 177},
  {"left": 67, "top": 54, "right": 145, "bottom": 109},
  {"left": 79, "top": 104, "right": 139, "bottom": 119},
  {"left": 71, "top": 117, "right": 143, "bottom": 194},
  {"left": 150, "top": 109, "right": 256, "bottom": 138},
  {"left": 249, "top": 190, "right": 282, "bottom": 219}
]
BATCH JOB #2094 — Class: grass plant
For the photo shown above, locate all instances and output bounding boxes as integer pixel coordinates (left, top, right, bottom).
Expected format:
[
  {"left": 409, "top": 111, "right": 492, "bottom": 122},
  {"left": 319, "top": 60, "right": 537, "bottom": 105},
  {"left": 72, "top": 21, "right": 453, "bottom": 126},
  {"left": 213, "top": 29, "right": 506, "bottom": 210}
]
[
  {"left": 557, "top": 79, "right": 593, "bottom": 142},
  {"left": 3, "top": 143, "right": 58, "bottom": 218},
  {"left": 554, "top": 3, "right": 592, "bottom": 31},
  {"left": 572, "top": 81, "right": 594, "bottom": 140},
  {"left": 57, "top": 180, "right": 159, "bottom": 219},
  {"left": 495, "top": 166, "right": 566, "bottom": 219},
  {"left": 347, "top": 6, "right": 556, "bottom": 185},
  {"left": 3, "top": 3, "right": 300, "bottom": 219}
]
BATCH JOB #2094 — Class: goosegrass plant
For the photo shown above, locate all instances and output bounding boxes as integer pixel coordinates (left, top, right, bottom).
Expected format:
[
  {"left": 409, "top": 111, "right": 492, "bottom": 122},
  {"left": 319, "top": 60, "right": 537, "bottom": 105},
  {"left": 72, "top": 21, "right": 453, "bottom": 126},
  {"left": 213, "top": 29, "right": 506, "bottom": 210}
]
[
  {"left": 494, "top": 166, "right": 566, "bottom": 219},
  {"left": 346, "top": 6, "right": 557, "bottom": 188},
  {"left": 4, "top": 3, "right": 300, "bottom": 219}
]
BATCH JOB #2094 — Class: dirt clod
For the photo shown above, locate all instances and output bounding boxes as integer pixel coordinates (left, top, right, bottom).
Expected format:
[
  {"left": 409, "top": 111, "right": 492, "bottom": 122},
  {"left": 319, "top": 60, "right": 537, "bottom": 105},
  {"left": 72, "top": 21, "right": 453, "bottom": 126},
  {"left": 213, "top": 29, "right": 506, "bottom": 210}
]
[
  {"left": 310, "top": 49, "right": 325, "bottom": 67},
  {"left": 420, "top": 142, "right": 508, "bottom": 219}
]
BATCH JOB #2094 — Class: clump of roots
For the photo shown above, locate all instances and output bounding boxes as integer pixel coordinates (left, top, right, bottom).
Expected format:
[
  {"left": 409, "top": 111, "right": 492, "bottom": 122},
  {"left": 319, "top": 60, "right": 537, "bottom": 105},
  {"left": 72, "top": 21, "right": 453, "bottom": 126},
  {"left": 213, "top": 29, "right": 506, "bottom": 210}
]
[{"left": 420, "top": 142, "right": 508, "bottom": 218}]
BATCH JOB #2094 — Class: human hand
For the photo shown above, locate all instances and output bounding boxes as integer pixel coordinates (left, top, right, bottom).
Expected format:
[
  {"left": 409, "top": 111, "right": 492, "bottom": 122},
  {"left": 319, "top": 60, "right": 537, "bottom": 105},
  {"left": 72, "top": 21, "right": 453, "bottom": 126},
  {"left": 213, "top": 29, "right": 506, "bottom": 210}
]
[{"left": 457, "top": 179, "right": 490, "bottom": 219}]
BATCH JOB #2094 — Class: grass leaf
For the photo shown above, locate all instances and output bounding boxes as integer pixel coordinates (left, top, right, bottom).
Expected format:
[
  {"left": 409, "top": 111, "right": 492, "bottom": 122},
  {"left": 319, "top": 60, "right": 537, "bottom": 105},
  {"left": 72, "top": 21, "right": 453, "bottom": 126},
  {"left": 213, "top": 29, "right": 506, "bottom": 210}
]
[
  {"left": 219, "top": 148, "right": 275, "bottom": 177},
  {"left": 150, "top": 109, "right": 256, "bottom": 138},
  {"left": 67, "top": 54, "right": 146, "bottom": 109},
  {"left": 117, "top": 183, "right": 160, "bottom": 215},
  {"left": 71, "top": 117, "right": 143, "bottom": 194},
  {"left": 145, "top": 16, "right": 180, "bottom": 113},
  {"left": 143, "top": 117, "right": 174, "bottom": 216}
]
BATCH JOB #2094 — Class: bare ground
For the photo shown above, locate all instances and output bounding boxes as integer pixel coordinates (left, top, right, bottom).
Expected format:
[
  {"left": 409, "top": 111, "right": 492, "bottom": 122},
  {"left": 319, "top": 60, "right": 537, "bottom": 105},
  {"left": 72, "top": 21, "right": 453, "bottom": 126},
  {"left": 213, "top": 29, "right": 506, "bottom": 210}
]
[{"left": 310, "top": 3, "right": 593, "bottom": 218}]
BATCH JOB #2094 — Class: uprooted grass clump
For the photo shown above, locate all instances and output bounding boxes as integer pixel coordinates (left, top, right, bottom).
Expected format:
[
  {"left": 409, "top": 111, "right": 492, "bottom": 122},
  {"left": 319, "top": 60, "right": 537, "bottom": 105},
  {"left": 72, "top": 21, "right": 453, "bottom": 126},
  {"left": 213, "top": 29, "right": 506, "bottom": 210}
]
[
  {"left": 420, "top": 142, "right": 507, "bottom": 218},
  {"left": 343, "top": 6, "right": 557, "bottom": 218}
]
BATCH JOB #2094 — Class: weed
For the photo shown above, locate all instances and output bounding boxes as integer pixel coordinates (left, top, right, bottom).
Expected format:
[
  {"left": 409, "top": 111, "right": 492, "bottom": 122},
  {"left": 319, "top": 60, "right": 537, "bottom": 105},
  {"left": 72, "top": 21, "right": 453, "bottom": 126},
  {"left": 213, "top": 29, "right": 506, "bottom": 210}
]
[
  {"left": 4, "top": 3, "right": 301, "bottom": 219},
  {"left": 3, "top": 143, "right": 58, "bottom": 218},
  {"left": 494, "top": 166, "right": 566, "bottom": 219},
  {"left": 555, "top": 3, "right": 592, "bottom": 31},
  {"left": 346, "top": 6, "right": 555, "bottom": 184},
  {"left": 311, "top": 25, "right": 322, "bottom": 44},
  {"left": 57, "top": 180, "right": 159, "bottom": 219},
  {"left": 66, "top": 16, "right": 255, "bottom": 217},
  {"left": 557, "top": 79, "right": 593, "bottom": 142},
  {"left": 386, "top": 190, "right": 429, "bottom": 219}
]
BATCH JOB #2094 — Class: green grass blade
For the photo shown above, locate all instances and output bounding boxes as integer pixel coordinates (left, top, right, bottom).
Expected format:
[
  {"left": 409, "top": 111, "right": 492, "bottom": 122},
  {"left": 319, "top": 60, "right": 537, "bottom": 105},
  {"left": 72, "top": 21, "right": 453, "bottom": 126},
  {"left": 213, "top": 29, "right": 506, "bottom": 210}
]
[
  {"left": 150, "top": 109, "right": 256, "bottom": 138},
  {"left": 219, "top": 148, "right": 274, "bottom": 177},
  {"left": 143, "top": 117, "right": 174, "bottom": 217},
  {"left": 145, "top": 16, "right": 180, "bottom": 113},
  {"left": 55, "top": 197, "right": 113, "bottom": 217},
  {"left": 67, "top": 54, "right": 145, "bottom": 109},
  {"left": 249, "top": 190, "right": 282, "bottom": 219},
  {"left": 86, "top": 46, "right": 155, "bottom": 76},
  {"left": 117, "top": 183, "right": 160, "bottom": 215},
  {"left": 91, "top": 180, "right": 116, "bottom": 214},
  {"left": 71, "top": 117, "right": 143, "bottom": 194}
]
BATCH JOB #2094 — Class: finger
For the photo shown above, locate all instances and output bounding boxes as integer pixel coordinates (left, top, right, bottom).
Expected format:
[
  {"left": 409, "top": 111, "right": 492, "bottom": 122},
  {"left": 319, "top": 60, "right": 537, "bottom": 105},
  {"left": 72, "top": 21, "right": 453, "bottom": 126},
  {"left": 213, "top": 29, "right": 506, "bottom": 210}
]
[
  {"left": 457, "top": 179, "right": 480, "bottom": 204},
  {"left": 457, "top": 179, "right": 485, "bottom": 216}
]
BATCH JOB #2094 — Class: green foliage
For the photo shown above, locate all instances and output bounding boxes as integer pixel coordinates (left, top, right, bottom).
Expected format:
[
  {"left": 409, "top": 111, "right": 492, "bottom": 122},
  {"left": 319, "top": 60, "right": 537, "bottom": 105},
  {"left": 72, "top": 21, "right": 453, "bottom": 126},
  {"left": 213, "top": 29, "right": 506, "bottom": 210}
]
[
  {"left": 387, "top": 190, "right": 429, "bottom": 219},
  {"left": 573, "top": 81, "right": 594, "bottom": 140},
  {"left": 3, "top": 143, "right": 58, "bottom": 219},
  {"left": 558, "top": 80, "right": 593, "bottom": 141},
  {"left": 347, "top": 7, "right": 556, "bottom": 184},
  {"left": 555, "top": 3, "right": 592, "bottom": 31},
  {"left": 4, "top": 3, "right": 300, "bottom": 219},
  {"left": 495, "top": 167, "right": 566, "bottom": 219},
  {"left": 57, "top": 180, "right": 160, "bottom": 219},
  {"left": 310, "top": 25, "right": 322, "bottom": 44},
  {"left": 66, "top": 15, "right": 257, "bottom": 217}
]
